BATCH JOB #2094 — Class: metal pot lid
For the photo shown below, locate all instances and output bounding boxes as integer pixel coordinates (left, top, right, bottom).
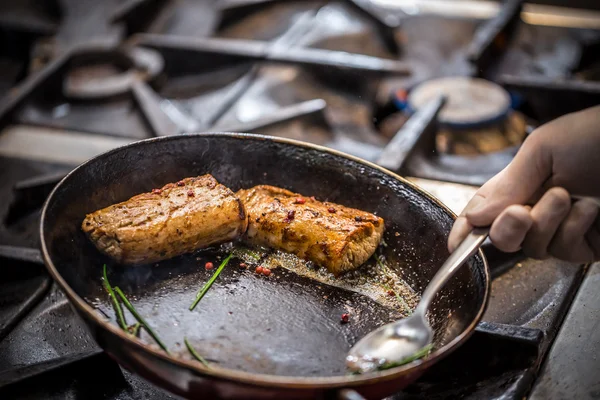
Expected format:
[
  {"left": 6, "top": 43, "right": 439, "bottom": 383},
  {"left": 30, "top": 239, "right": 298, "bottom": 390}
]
[{"left": 407, "top": 76, "right": 511, "bottom": 129}]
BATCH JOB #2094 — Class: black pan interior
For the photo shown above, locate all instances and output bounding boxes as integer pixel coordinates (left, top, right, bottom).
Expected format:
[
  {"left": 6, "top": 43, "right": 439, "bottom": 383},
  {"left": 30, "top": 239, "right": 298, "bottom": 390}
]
[{"left": 41, "top": 133, "right": 487, "bottom": 377}]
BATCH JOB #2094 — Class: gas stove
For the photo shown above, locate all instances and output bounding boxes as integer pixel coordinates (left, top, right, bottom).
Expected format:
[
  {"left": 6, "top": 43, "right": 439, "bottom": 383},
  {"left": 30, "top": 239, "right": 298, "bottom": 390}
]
[{"left": 0, "top": 1, "right": 599, "bottom": 399}]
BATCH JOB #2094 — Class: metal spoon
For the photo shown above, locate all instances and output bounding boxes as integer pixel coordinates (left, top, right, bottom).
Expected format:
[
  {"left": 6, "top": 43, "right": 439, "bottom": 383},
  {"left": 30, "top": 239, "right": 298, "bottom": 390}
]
[{"left": 346, "top": 227, "right": 489, "bottom": 373}]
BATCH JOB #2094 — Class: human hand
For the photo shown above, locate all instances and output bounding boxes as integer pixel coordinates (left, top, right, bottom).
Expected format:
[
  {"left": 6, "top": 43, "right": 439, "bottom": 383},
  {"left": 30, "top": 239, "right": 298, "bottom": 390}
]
[{"left": 448, "top": 105, "right": 600, "bottom": 263}]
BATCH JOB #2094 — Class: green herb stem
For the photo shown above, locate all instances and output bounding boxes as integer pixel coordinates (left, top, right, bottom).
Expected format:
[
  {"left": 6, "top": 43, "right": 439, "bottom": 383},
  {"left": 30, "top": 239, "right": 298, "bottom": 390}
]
[
  {"left": 378, "top": 344, "right": 433, "bottom": 371},
  {"left": 184, "top": 337, "right": 210, "bottom": 367},
  {"left": 103, "top": 264, "right": 127, "bottom": 330},
  {"left": 128, "top": 322, "right": 141, "bottom": 337},
  {"left": 189, "top": 252, "right": 233, "bottom": 311},
  {"left": 393, "top": 290, "right": 411, "bottom": 315},
  {"left": 243, "top": 248, "right": 261, "bottom": 260},
  {"left": 374, "top": 254, "right": 388, "bottom": 271},
  {"left": 114, "top": 286, "right": 169, "bottom": 354}
]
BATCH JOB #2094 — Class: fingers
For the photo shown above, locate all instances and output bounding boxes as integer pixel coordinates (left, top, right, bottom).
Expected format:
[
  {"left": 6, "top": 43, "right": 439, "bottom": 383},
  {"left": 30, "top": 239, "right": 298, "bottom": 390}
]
[
  {"left": 449, "top": 185, "right": 600, "bottom": 263},
  {"left": 466, "top": 134, "right": 552, "bottom": 227},
  {"left": 448, "top": 194, "right": 486, "bottom": 252},
  {"left": 481, "top": 193, "right": 600, "bottom": 262},
  {"left": 521, "top": 187, "right": 572, "bottom": 258},
  {"left": 489, "top": 205, "right": 533, "bottom": 252},
  {"left": 448, "top": 134, "right": 553, "bottom": 252},
  {"left": 447, "top": 216, "right": 471, "bottom": 253},
  {"left": 448, "top": 171, "right": 508, "bottom": 252},
  {"left": 548, "top": 198, "right": 600, "bottom": 263},
  {"left": 448, "top": 172, "right": 600, "bottom": 262}
]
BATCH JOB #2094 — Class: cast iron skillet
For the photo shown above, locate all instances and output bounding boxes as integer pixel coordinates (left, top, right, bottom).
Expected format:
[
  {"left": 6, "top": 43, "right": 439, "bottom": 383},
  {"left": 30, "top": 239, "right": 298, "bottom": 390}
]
[{"left": 39, "top": 133, "right": 489, "bottom": 400}]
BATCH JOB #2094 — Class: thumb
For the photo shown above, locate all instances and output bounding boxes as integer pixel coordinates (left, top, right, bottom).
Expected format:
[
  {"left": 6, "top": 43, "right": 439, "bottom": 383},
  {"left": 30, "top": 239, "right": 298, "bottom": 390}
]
[{"left": 466, "top": 136, "right": 551, "bottom": 227}]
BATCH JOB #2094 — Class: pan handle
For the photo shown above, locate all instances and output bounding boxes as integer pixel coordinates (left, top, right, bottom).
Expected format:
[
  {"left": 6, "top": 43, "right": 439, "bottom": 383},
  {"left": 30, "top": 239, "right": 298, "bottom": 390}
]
[{"left": 338, "top": 389, "right": 367, "bottom": 400}]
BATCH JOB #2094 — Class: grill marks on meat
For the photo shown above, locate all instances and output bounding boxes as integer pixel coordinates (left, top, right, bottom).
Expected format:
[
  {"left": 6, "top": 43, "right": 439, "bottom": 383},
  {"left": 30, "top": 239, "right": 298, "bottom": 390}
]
[
  {"left": 236, "top": 185, "right": 385, "bottom": 276},
  {"left": 81, "top": 175, "right": 247, "bottom": 265}
]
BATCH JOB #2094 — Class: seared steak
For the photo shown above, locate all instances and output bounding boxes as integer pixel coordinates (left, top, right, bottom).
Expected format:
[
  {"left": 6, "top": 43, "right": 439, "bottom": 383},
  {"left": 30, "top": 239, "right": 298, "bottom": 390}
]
[
  {"left": 236, "top": 185, "right": 384, "bottom": 276},
  {"left": 81, "top": 175, "right": 247, "bottom": 264}
]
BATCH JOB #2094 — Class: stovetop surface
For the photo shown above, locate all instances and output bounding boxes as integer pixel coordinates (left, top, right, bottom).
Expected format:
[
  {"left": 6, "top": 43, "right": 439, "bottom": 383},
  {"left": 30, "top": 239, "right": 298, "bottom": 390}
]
[{"left": 0, "top": 0, "right": 599, "bottom": 399}]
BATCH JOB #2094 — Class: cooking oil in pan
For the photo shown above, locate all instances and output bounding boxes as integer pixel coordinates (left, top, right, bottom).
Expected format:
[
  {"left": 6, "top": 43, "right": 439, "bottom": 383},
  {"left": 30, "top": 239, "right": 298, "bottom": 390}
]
[
  {"left": 89, "top": 243, "right": 420, "bottom": 376},
  {"left": 233, "top": 245, "right": 420, "bottom": 318}
]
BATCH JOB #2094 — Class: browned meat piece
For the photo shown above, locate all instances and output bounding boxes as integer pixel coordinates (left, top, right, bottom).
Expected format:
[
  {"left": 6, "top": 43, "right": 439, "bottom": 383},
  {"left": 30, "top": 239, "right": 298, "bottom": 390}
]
[
  {"left": 236, "top": 185, "right": 385, "bottom": 276},
  {"left": 81, "top": 175, "right": 247, "bottom": 265}
]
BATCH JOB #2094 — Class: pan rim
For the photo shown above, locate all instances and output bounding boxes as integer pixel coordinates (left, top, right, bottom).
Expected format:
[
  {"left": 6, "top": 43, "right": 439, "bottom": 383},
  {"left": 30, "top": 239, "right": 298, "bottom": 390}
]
[{"left": 39, "top": 131, "right": 490, "bottom": 391}]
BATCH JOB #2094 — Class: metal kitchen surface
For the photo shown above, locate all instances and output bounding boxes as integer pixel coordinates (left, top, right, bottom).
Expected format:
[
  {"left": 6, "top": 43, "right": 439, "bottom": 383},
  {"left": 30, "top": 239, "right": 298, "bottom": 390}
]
[{"left": 0, "top": 0, "right": 599, "bottom": 399}]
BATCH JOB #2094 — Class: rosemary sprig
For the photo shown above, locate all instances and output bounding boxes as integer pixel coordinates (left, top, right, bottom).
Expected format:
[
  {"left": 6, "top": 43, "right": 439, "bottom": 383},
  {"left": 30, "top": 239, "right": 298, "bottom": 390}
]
[
  {"left": 102, "top": 264, "right": 127, "bottom": 330},
  {"left": 189, "top": 252, "right": 233, "bottom": 311},
  {"left": 114, "top": 286, "right": 169, "bottom": 354},
  {"left": 184, "top": 337, "right": 210, "bottom": 368},
  {"left": 377, "top": 344, "right": 433, "bottom": 371}
]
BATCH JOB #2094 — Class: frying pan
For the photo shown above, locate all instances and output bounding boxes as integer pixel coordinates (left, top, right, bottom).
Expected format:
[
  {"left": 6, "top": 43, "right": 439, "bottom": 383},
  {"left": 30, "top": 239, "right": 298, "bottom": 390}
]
[{"left": 39, "top": 133, "right": 489, "bottom": 400}]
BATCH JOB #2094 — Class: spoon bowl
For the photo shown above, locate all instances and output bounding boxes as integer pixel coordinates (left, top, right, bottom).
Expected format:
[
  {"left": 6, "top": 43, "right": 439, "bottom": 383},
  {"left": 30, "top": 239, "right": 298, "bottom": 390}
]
[
  {"left": 346, "top": 312, "right": 432, "bottom": 373},
  {"left": 346, "top": 228, "right": 489, "bottom": 373}
]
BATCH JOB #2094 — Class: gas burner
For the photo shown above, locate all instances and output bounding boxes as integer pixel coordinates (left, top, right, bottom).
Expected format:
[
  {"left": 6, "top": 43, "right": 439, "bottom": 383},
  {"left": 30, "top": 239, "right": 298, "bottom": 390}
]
[
  {"left": 435, "top": 110, "right": 529, "bottom": 156},
  {"left": 374, "top": 74, "right": 547, "bottom": 185},
  {"left": 407, "top": 76, "right": 512, "bottom": 128},
  {"left": 63, "top": 46, "right": 164, "bottom": 100},
  {"left": 397, "top": 76, "right": 530, "bottom": 156}
]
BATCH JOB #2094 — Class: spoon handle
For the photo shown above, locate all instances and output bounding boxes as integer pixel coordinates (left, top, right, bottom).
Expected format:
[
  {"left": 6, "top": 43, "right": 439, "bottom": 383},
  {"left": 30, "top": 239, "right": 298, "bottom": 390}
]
[{"left": 415, "top": 227, "right": 489, "bottom": 315}]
